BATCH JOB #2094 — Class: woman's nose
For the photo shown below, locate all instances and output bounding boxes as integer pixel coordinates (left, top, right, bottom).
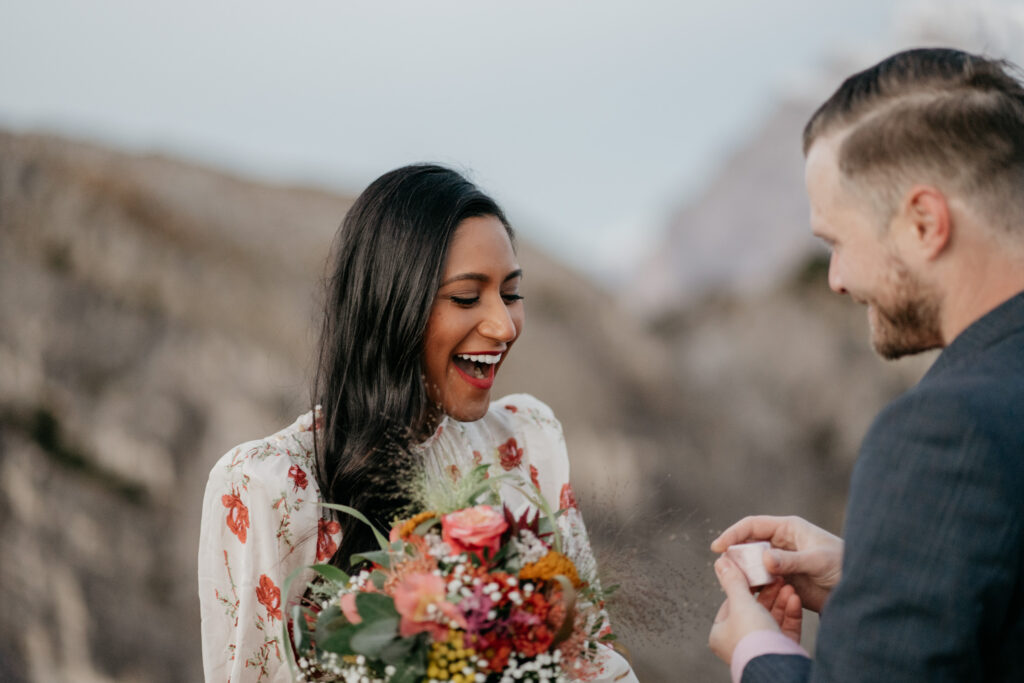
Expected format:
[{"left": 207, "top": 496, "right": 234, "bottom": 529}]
[{"left": 478, "top": 299, "right": 518, "bottom": 342}]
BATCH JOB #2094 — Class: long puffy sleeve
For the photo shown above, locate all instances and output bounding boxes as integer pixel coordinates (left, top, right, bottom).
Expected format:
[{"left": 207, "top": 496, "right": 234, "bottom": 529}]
[{"left": 198, "top": 415, "right": 340, "bottom": 683}]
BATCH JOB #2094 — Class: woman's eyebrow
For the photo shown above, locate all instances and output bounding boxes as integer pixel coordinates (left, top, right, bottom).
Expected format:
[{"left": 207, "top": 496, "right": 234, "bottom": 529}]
[
  {"left": 440, "top": 273, "right": 488, "bottom": 286},
  {"left": 440, "top": 269, "right": 522, "bottom": 287}
]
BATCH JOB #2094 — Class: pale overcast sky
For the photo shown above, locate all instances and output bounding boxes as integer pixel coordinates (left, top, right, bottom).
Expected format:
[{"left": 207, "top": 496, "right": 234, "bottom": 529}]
[{"left": 0, "top": 1, "right": 991, "bottom": 279}]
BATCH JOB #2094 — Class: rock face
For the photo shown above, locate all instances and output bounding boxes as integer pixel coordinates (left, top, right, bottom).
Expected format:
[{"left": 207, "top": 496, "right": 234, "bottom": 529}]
[{"left": 0, "top": 130, "right": 930, "bottom": 682}]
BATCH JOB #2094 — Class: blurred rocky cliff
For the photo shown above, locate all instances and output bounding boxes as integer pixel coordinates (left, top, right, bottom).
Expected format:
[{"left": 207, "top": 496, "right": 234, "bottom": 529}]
[{"left": 0, "top": 127, "right": 929, "bottom": 682}]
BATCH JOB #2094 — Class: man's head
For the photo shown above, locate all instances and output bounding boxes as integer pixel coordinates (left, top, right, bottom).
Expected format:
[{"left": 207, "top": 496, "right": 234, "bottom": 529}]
[{"left": 803, "top": 48, "right": 1024, "bottom": 358}]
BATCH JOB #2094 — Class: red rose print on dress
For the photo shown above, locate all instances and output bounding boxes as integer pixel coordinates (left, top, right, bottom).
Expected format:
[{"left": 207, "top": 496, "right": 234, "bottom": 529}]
[
  {"left": 472, "top": 451, "right": 483, "bottom": 465},
  {"left": 559, "top": 483, "right": 578, "bottom": 510},
  {"left": 288, "top": 464, "right": 308, "bottom": 491},
  {"left": 504, "top": 404, "right": 518, "bottom": 413},
  {"left": 316, "top": 518, "right": 342, "bottom": 563},
  {"left": 530, "top": 465, "right": 540, "bottom": 490},
  {"left": 497, "top": 437, "right": 523, "bottom": 471},
  {"left": 221, "top": 489, "right": 250, "bottom": 544},
  {"left": 256, "top": 574, "right": 282, "bottom": 621}
]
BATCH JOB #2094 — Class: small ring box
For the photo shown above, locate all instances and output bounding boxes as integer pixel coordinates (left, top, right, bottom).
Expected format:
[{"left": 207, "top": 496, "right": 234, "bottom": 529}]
[{"left": 726, "top": 541, "right": 773, "bottom": 587}]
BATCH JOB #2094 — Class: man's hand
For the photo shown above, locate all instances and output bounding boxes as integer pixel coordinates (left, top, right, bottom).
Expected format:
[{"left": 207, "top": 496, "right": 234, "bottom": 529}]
[
  {"left": 711, "top": 515, "right": 844, "bottom": 612},
  {"left": 708, "top": 556, "right": 802, "bottom": 664}
]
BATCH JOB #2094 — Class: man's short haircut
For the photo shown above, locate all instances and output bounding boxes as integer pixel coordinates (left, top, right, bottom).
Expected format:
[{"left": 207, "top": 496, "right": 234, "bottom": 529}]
[{"left": 804, "top": 48, "right": 1024, "bottom": 234}]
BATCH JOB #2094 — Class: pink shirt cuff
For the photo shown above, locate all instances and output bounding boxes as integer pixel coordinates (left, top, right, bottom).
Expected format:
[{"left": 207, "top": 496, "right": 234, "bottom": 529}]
[{"left": 731, "top": 630, "right": 810, "bottom": 683}]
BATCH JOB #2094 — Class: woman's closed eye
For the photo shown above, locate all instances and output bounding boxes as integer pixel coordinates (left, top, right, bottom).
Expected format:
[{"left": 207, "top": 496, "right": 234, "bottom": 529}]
[{"left": 447, "top": 292, "right": 523, "bottom": 307}]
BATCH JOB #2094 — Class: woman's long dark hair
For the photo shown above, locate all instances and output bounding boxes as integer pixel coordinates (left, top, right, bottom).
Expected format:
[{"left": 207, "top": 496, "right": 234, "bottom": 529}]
[{"left": 312, "top": 164, "right": 512, "bottom": 571}]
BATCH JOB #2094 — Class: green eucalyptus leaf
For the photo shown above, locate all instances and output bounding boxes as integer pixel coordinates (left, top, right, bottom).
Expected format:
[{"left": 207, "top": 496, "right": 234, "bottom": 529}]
[
  {"left": 350, "top": 550, "right": 392, "bottom": 569},
  {"left": 320, "top": 502, "right": 389, "bottom": 549},
  {"left": 355, "top": 592, "right": 399, "bottom": 621},
  {"left": 317, "top": 623, "right": 357, "bottom": 654},
  {"left": 389, "top": 660, "right": 428, "bottom": 683},
  {"left": 316, "top": 604, "right": 346, "bottom": 644},
  {"left": 379, "top": 636, "right": 417, "bottom": 664},
  {"left": 412, "top": 517, "right": 440, "bottom": 536},
  {"left": 310, "top": 563, "right": 350, "bottom": 587},
  {"left": 349, "top": 616, "right": 400, "bottom": 656}
]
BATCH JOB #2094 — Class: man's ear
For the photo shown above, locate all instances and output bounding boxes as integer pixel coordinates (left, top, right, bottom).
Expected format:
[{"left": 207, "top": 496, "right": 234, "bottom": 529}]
[{"left": 896, "top": 185, "right": 951, "bottom": 260}]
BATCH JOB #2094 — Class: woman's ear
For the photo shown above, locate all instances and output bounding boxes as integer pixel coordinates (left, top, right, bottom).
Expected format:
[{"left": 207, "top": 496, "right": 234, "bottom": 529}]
[{"left": 895, "top": 185, "right": 951, "bottom": 260}]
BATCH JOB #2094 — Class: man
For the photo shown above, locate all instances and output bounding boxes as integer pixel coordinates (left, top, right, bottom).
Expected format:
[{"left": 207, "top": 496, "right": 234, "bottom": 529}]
[{"left": 707, "top": 47, "right": 1024, "bottom": 681}]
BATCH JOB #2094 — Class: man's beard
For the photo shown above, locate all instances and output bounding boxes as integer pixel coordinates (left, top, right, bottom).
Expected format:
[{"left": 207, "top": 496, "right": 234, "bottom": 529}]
[{"left": 868, "top": 257, "right": 944, "bottom": 360}]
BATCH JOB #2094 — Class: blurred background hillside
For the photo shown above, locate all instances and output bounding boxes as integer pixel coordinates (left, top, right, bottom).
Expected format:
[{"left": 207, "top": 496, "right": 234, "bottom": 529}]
[{"left": 2, "top": 1, "right": 1023, "bottom": 681}]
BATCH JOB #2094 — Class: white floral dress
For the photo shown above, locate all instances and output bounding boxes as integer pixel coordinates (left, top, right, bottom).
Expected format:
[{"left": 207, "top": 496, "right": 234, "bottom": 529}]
[{"left": 198, "top": 393, "right": 637, "bottom": 683}]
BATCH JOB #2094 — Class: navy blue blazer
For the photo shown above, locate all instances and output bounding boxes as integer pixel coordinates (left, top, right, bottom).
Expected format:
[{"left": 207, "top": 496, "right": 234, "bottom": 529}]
[{"left": 744, "top": 290, "right": 1024, "bottom": 682}]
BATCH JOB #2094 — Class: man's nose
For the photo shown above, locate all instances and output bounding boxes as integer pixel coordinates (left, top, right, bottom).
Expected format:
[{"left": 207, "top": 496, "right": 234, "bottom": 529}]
[{"left": 828, "top": 252, "right": 847, "bottom": 295}]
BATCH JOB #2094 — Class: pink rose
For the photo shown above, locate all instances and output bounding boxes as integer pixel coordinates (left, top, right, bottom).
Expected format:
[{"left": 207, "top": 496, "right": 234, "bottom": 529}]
[
  {"left": 392, "top": 572, "right": 465, "bottom": 641},
  {"left": 441, "top": 505, "right": 508, "bottom": 563}
]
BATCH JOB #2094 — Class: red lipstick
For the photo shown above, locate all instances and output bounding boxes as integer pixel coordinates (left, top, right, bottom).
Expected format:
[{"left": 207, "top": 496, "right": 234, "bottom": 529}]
[
  {"left": 452, "top": 350, "right": 503, "bottom": 390},
  {"left": 453, "top": 362, "right": 496, "bottom": 389}
]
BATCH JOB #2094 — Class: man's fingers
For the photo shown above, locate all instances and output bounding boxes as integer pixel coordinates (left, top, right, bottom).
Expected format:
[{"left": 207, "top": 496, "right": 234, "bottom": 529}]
[
  {"left": 756, "top": 578, "right": 784, "bottom": 611},
  {"left": 764, "top": 548, "right": 810, "bottom": 576},
  {"left": 710, "top": 516, "right": 794, "bottom": 553},
  {"left": 714, "top": 556, "right": 754, "bottom": 602},
  {"left": 780, "top": 591, "right": 803, "bottom": 643}
]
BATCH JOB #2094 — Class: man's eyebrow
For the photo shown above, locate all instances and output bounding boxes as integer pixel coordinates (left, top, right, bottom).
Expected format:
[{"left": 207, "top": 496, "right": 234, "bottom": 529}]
[{"left": 440, "top": 269, "right": 523, "bottom": 287}]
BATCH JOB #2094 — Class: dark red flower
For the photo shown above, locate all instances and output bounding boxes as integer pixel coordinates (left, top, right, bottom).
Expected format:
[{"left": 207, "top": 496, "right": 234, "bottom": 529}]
[
  {"left": 221, "top": 490, "right": 250, "bottom": 544},
  {"left": 288, "top": 464, "right": 308, "bottom": 491},
  {"left": 559, "top": 483, "right": 578, "bottom": 510},
  {"left": 497, "top": 437, "right": 523, "bottom": 471},
  {"left": 256, "top": 574, "right": 282, "bottom": 621},
  {"left": 474, "top": 631, "right": 513, "bottom": 671},
  {"left": 316, "top": 518, "right": 342, "bottom": 562}
]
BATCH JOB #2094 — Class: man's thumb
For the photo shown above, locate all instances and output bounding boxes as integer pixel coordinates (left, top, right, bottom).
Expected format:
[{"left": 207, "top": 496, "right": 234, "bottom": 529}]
[{"left": 765, "top": 548, "right": 805, "bottom": 576}]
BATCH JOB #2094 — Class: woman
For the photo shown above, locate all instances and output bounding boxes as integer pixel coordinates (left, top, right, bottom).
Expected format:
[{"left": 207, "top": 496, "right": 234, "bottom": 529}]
[{"left": 198, "top": 165, "right": 636, "bottom": 682}]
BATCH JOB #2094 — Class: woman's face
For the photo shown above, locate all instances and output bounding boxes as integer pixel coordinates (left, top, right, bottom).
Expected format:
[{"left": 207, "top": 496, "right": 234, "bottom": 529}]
[{"left": 423, "top": 215, "right": 524, "bottom": 422}]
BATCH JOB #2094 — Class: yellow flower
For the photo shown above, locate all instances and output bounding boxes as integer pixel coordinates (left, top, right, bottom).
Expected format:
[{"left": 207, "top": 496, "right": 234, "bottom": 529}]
[
  {"left": 395, "top": 511, "right": 438, "bottom": 539},
  {"left": 428, "top": 630, "right": 477, "bottom": 682},
  {"left": 519, "top": 550, "right": 584, "bottom": 588}
]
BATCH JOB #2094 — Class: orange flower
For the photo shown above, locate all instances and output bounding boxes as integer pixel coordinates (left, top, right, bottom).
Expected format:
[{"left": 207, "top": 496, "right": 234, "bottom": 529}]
[
  {"left": 221, "top": 490, "right": 250, "bottom": 544},
  {"left": 497, "top": 437, "right": 523, "bottom": 471},
  {"left": 256, "top": 574, "right": 282, "bottom": 621},
  {"left": 393, "top": 511, "right": 439, "bottom": 540},
  {"left": 519, "top": 550, "right": 584, "bottom": 588},
  {"left": 316, "top": 518, "right": 342, "bottom": 562}
]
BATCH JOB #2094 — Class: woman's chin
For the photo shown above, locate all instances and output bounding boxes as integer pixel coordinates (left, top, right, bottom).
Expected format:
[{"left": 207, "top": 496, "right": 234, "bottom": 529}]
[{"left": 442, "top": 397, "right": 491, "bottom": 423}]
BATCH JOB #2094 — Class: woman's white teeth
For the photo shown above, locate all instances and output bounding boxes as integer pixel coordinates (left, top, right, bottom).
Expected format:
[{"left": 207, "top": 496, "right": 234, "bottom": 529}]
[{"left": 456, "top": 353, "right": 501, "bottom": 364}]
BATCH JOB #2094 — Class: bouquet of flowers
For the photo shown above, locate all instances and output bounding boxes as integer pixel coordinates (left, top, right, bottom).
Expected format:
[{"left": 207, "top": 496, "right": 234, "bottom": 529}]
[{"left": 284, "top": 467, "right": 617, "bottom": 683}]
